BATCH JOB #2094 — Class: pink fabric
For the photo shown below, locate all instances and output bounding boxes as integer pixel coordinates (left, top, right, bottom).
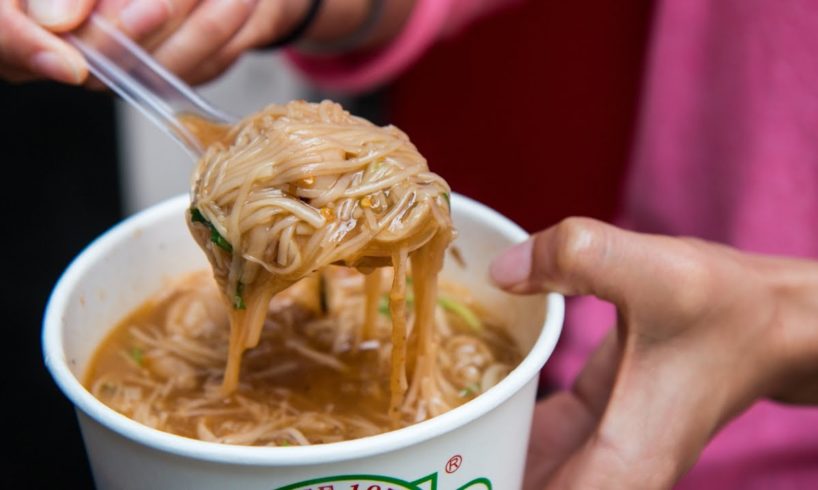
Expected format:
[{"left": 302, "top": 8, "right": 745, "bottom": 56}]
[
  {"left": 554, "top": 0, "right": 818, "bottom": 487},
  {"left": 290, "top": 0, "right": 818, "bottom": 487},
  {"left": 637, "top": 0, "right": 818, "bottom": 486}
]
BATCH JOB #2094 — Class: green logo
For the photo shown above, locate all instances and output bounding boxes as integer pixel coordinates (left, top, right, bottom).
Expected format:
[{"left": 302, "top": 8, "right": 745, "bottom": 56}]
[{"left": 275, "top": 473, "right": 492, "bottom": 490}]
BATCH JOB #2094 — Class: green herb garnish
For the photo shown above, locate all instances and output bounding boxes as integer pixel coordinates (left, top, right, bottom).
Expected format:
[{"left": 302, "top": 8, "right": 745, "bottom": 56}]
[
  {"left": 190, "top": 207, "right": 207, "bottom": 224},
  {"left": 443, "top": 192, "right": 451, "bottom": 206},
  {"left": 458, "top": 382, "right": 480, "bottom": 398},
  {"left": 378, "top": 295, "right": 391, "bottom": 317},
  {"left": 437, "top": 296, "right": 482, "bottom": 331},
  {"left": 129, "top": 346, "right": 144, "bottom": 366},
  {"left": 209, "top": 228, "right": 232, "bottom": 253},
  {"left": 190, "top": 207, "right": 233, "bottom": 253}
]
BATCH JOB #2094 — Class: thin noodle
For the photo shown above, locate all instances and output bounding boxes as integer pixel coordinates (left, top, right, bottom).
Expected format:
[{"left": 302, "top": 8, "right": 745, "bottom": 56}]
[{"left": 189, "top": 101, "right": 452, "bottom": 403}]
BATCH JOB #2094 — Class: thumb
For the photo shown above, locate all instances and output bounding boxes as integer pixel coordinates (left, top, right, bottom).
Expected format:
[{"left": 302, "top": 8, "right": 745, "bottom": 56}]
[
  {"left": 489, "top": 217, "right": 702, "bottom": 309},
  {"left": 28, "top": 0, "right": 96, "bottom": 31}
]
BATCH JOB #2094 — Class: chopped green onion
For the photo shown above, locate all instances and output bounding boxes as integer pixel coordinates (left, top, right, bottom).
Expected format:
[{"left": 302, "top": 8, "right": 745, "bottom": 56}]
[
  {"left": 190, "top": 207, "right": 232, "bottom": 253},
  {"left": 190, "top": 207, "right": 207, "bottom": 224},
  {"left": 378, "top": 295, "right": 391, "bottom": 317},
  {"left": 129, "top": 346, "right": 144, "bottom": 366},
  {"left": 443, "top": 192, "right": 451, "bottom": 206},
  {"left": 458, "top": 382, "right": 480, "bottom": 398},
  {"left": 437, "top": 296, "right": 482, "bottom": 331},
  {"left": 233, "top": 282, "right": 246, "bottom": 310},
  {"left": 210, "top": 228, "right": 233, "bottom": 253},
  {"left": 378, "top": 285, "right": 416, "bottom": 318}
]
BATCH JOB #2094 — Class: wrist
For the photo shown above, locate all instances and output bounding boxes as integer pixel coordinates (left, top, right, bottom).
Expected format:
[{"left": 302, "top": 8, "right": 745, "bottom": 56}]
[
  {"left": 307, "top": 0, "right": 370, "bottom": 46},
  {"left": 298, "top": 0, "right": 415, "bottom": 53},
  {"left": 764, "top": 257, "right": 818, "bottom": 403}
]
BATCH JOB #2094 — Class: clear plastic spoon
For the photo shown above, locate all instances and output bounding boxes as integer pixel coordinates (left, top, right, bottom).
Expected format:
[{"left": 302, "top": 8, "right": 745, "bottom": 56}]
[{"left": 65, "top": 14, "right": 238, "bottom": 158}]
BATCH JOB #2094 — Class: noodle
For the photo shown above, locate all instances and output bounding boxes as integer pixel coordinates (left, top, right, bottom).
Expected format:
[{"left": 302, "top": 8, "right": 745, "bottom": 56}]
[
  {"left": 85, "top": 100, "right": 521, "bottom": 445},
  {"left": 188, "top": 100, "right": 453, "bottom": 408},
  {"left": 86, "top": 270, "right": 521, "bottom": 445}
]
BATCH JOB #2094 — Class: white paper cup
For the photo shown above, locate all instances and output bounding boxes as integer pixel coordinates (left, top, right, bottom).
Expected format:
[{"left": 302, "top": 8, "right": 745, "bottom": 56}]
[{"left": 44, "top": 193, "right": 564, "bottom": 490}]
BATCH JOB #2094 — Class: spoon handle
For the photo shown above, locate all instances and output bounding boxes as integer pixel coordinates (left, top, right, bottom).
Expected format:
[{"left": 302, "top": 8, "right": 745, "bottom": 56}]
[{"left": 66, "top": 14, "right": 236, "bottom": 157}]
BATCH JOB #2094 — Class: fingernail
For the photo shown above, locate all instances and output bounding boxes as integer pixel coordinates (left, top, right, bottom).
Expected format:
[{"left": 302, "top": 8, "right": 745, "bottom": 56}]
[
  {"left": 120, "top": 0, "right": 171, "bottom": 37},
  {"left": 30, "top": 51, "right": 83, "bottom": 84},
  {"left": 489, "top": 239, "right": 534, "bottom": 289},
  {"left": 28, "top": 0, "right": 79, "bottom": 28}
]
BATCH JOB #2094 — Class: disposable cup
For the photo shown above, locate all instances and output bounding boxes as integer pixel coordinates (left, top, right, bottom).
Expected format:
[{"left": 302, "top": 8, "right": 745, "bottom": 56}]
[{"left": 44, "top": 193, "right": 564, "bottom": 489}]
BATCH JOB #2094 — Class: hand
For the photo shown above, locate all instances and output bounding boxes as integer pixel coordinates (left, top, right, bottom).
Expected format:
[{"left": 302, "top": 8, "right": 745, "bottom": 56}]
[
  {"left": 103, "top": 0, "right": 305, "bottom": 85},
  {"left": 1, "top": 0, "right": 313, "bottom": 85},
  {"left": 489, "top": 218, "right": 818, "bottom": 489},
  {"left": 0, "top": 0, "right": 95, "bottom": 83}
]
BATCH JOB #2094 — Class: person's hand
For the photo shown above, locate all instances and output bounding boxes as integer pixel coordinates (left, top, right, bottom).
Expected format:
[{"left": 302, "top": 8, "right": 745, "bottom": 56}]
[
  {"left": 1, "top": 0, "right": 319, "bottom": 85},
  {"left": 489, "top": 218, "right": 818, "bottom": 489},
  {"left": 0, "top": 0, "right": 96, "bottom": 83},
  {"left": 93, "top": 0, "right": 307, "bottom": 85}
]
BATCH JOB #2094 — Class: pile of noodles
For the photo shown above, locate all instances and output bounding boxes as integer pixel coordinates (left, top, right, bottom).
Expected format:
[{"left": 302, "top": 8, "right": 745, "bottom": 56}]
[
  {"left": 188, "top": 100, "right": 453, "bottom": 416},
  {"left": 90, "top": 271, "right": 519, "bottom": 445}
]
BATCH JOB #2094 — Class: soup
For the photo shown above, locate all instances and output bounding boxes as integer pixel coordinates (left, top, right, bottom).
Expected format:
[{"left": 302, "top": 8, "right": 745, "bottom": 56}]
[
  {"left": 85, "top": 269, "right": 520, "bottom": 445},
  {"left": 86, "top": 99, "right": 516, "bottom": 446}
]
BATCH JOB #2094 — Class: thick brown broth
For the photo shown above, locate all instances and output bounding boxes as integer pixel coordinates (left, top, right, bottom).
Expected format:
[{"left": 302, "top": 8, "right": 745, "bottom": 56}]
[{"left": 85, "top": 270, "right": 520, "bottom": 446}]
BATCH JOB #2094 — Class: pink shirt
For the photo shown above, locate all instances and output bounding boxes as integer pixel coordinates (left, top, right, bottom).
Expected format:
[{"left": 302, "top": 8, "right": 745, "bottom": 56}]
[{"left": 291, "top": 0, "right": 818, "bottom": 487}]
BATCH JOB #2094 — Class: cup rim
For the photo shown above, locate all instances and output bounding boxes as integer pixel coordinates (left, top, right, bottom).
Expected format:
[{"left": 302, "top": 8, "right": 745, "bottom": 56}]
[{"left": 43, "top": 193, "right": 564, "bottom": 466}]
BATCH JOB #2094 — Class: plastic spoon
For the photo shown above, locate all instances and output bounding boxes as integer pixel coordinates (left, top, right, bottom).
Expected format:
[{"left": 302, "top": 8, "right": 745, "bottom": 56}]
[{"left": 65, "top": 13, "right": 237, "bottom": 158}]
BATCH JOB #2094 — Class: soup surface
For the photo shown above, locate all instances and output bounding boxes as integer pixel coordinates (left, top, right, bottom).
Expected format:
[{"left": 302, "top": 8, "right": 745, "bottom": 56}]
[{"left": 86, "top": 269, "right": 520, "bottom": 446}]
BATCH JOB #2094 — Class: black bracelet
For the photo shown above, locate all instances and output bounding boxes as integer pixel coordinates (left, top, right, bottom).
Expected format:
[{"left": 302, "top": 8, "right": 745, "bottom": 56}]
[{"left": 263, "top": 0, "right": 325, "bottom": 50}]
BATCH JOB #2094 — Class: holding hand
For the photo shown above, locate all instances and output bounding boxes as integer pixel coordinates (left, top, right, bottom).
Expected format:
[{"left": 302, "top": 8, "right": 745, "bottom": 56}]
[
  {"left": 490, "top": 218, "right": 818, "bottom": 488},
  {"left": 0, "top": 0, "right": 95, "bottom": 83},
  {"left": 1, "top": 0, "right": 321, "bottom": 85}
]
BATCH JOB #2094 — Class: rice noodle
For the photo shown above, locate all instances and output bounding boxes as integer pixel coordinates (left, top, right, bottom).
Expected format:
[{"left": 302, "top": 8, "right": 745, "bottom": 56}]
[
  {"left": 86, "top": 101, "right": 522, "bottom": 446},
  {"left": 87, "top": 270, "right": 520, "bottom": 446},
  {"left": 189, "top": 100, "right": 453, "bottom": 405}
]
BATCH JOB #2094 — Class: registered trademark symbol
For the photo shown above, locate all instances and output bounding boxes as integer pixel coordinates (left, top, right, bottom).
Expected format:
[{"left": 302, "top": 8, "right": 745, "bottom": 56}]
[{"left": 445, "top": 454, "right": 463, "bottom": 474}]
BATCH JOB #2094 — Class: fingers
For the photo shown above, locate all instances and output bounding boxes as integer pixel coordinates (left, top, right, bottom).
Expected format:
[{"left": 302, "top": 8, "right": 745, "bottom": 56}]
[
  {"left": 547, "top": 359, "right": 715, "bottom": 489},
  {"left": 0, "top": 1, "right": 86, "bottom": 83},
  {"left": 151, "top": 0, "right": 256, "bottom": 76},
  {"left": 524, "top": 393, "right": 596, "bottom": 490},
  {"left": 524, "top": 331, "right": 619, "bottom": 489},
  {"left": 539, "top": 332, "right": 718, "bottom": 489},
  {"left": 182, "top": 0, "right": 284, "bottom": 84},
  {"left": 115, "top": 0, "right": 174, "bottom": 40},
  {"left": 491, "top": 221, "right": 733, "bottom": 487},
  {"left": 490, "top": 217, "right": 712, "bottom": 316},
  {"left": 27, "top": 0, "right": 96, "bottom": 31},
  {"left": 491, "top": 217, "right": 630, "bottom": 298},
  {"left": 129, "top": 0, "right": 199, "bottom": 48}
]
